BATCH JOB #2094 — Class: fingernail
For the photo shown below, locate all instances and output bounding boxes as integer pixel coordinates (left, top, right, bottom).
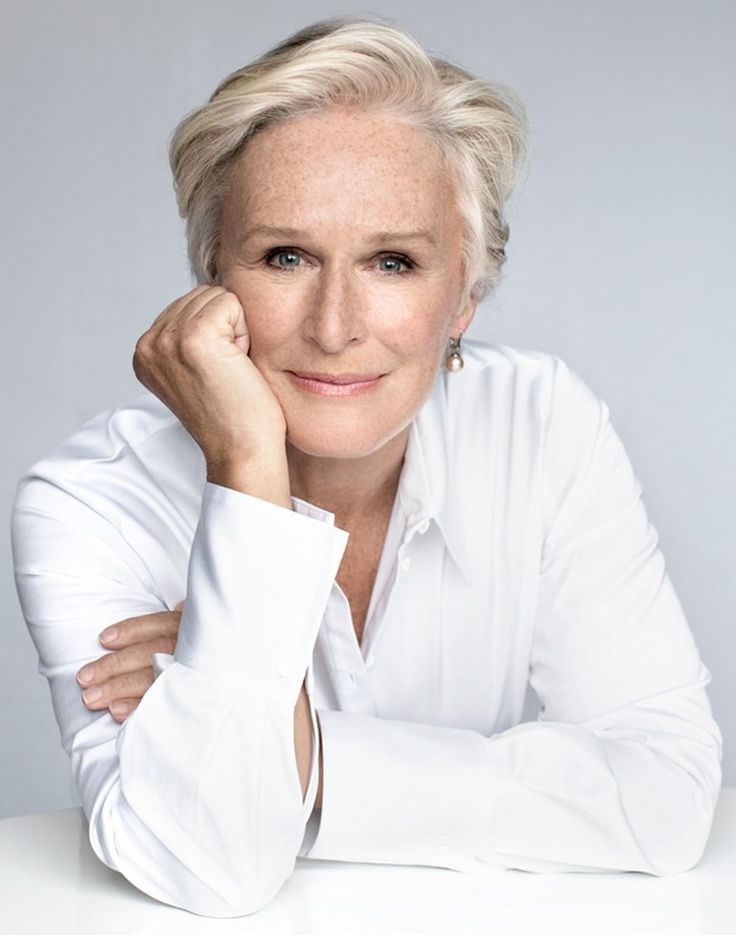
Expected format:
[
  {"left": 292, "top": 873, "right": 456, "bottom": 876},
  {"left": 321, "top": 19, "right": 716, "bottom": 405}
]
[
  {"left": 82, "top": 686, "right": 102, "bottom": 704},
  {"left": 100, "top": 627, "right": 118, "bottom": 644},
  {"left": 110, "top": 701, "right": 129, "bottom": 716},
  {"left": 77, "top": 666, "right": 94, "bottom": 686}
]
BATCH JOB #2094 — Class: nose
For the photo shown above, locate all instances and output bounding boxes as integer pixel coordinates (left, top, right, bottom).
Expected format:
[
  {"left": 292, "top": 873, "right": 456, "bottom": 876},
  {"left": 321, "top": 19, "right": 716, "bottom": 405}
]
[{"left": 301, "top": 262, "right": 366, "bottom": 353}]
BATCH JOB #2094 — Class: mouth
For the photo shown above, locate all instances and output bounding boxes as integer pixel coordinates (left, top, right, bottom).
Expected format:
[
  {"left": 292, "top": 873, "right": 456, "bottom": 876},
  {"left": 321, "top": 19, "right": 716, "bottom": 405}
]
[{"left": 286, "top": 370, "right": 385, "bottom": 397}]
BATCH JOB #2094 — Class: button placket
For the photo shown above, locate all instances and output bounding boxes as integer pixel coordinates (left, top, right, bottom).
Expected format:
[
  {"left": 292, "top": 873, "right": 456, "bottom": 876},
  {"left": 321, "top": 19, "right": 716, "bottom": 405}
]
[{"left": 325, "top": 585, "right": 361, "bottom": 692}]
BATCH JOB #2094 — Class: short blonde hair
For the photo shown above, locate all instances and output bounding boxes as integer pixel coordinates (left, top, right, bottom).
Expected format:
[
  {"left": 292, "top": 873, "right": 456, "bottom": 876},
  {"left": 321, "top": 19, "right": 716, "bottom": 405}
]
[{"left": 169, "top": 16, "right": 528, "bottom": 305}]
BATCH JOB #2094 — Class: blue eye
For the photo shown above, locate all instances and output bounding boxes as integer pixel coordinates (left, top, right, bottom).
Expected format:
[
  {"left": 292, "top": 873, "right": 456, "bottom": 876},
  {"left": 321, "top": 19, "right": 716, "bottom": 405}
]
[
  {"left": 378, "top": 254, "right": 414, "bottom": 274},
  {"left": 266, "top": 248, "right": 301, "bottom": 269}
]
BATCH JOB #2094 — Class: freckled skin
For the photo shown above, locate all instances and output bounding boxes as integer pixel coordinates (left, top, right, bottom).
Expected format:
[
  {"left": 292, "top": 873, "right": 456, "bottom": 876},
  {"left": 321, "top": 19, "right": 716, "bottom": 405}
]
[{"left": 217, "top": 106, "right": 477, "bottom": 462}]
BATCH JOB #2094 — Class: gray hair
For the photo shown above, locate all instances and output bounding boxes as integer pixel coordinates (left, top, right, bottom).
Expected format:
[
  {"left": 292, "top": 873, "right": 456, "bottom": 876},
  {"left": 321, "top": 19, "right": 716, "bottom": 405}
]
[{"left": 169, "top": 16, "right": 528, "bottom": 305}]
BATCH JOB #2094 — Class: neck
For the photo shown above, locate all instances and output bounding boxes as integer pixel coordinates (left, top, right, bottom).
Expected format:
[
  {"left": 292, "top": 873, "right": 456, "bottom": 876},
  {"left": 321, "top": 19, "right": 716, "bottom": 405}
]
[{"left": 287, "top": 428, "right": 409, "bottom": 530}]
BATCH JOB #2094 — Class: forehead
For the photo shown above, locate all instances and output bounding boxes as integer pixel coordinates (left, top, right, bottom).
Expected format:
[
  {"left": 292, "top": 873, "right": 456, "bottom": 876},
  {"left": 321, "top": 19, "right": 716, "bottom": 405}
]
[{"left": 221, "top": 107, "right": 461, "bottom": 241}]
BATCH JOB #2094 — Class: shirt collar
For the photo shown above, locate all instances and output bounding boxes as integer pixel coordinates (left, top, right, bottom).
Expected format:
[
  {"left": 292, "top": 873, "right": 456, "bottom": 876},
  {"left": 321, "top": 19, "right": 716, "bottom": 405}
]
[{"left": 397, "top": 373, "right": 471, "bottom": 581}]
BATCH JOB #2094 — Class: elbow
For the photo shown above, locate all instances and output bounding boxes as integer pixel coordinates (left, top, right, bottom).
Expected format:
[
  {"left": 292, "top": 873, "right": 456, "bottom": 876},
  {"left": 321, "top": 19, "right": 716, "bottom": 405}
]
[
  {"left": 195, "top": 861, "right": 299, "bottom": 919},
  {"left": 604, "top": 706, "right": 723, "bottom": 876},
  {"left": 89, "top": 825, "right": 297, "bottom": 917},
  {"left": 87, "top": 793, "right": 300, "bottom": 918},
  {"left": 144, "top": 876, "right": 292, "bottom": 919},
  {"left": 637, "top": 765, "right": 722, "bottom": 876},
  {"left": 645, "top": 828, "right": 713, "bottom": 877},
  {"left": 166, "top": 872, "right": 295, "bottom": 919}
]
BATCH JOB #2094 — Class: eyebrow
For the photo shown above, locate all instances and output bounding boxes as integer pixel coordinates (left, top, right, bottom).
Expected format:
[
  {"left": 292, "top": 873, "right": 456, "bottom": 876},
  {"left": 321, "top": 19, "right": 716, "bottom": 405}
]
[
  {"left": 240, "top": 225, "right": 438, "bottom": 248},
  {"left": 367, "top": 229, "right": 439, "bottom": 247}
]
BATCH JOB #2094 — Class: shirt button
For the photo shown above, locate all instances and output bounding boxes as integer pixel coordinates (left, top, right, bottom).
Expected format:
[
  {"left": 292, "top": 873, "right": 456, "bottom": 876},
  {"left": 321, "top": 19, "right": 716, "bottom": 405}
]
[
  {"left": 418, "top": 520, "right": 430, "bottom": 535},
  {"left": 366, "top": 653, "right": 375, "bottom": 669},
  {"left": 400, "top": 556, "right": 411, "bottom": 572},
  {"left": 434, "top": 844, "right": 451, "bottom": 854}
]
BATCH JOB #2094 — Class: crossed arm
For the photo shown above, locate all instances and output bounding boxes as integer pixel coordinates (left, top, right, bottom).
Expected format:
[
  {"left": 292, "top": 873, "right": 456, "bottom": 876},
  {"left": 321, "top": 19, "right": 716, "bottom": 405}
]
[
  {"left": 12, "top": 350, "right": 723, "bottom": 916},
  {"left": 76, "top": 613, "right": 324, "bottom": 809}
]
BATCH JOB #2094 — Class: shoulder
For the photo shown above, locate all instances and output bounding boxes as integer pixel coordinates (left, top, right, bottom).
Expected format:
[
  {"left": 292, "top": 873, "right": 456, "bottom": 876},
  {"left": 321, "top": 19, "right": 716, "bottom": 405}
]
[
  {"left": 460, "top": 339, "right": 556, "bottom": 375},
  {"left": 439, "top": 340, "right": 628, "bottom": 559},
  {"left": 459, "top": 343, "right": 635, "bottom": 558},
  {"left": 446, "top": 338, "right": 603, "bottom": 435},
  {"left": 13, "top": 391, "right": 205, "bottom": 529},
  {"left": 441, "top": 340, "right": 612, "bottom": 532}
]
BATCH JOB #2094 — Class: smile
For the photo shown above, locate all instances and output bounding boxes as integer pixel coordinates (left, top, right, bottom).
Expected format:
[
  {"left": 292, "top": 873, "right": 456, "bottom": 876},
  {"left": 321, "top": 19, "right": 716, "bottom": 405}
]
[{"left": 287, "top": 371, "right": 385, "bottom": 397}]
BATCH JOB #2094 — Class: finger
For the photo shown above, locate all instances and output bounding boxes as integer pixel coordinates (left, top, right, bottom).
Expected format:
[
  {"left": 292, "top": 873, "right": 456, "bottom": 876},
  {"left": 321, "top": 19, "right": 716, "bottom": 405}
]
[
  {"left": 160, "top": 285, "right": 230, "bottom": 335},
  {"left": 109, "top": 697, "right": 141, "bottom": 722},
  {"left": 174, "top": 599, "right": 185, "bottom": 612},
  {"left": 149, "top": 285, "right": 223, "bottom": 331},
  {"left": 98, "top": 610, "right": 182, "bottom": 648},
  {"left": 180, "top": 290, "right": 249, "bottom": 356},
  {"left": 195, "top": 290, "right": 249, "bottom": 343},
  {"left": 79, "top": 637, "right": 176, "bottom": 687},
  {"left": 81, "top": 668, "right": 154, "bottom": 711},
  {"left": 180, "top": 285, "right": 231, "bottom": 323}
]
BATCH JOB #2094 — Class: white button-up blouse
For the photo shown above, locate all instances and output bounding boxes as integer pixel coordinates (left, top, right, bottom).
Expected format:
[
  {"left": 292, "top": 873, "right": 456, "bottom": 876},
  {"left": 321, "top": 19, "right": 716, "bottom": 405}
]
[{"left": 10, "top": 340, "right": 723, "bottom": 918}]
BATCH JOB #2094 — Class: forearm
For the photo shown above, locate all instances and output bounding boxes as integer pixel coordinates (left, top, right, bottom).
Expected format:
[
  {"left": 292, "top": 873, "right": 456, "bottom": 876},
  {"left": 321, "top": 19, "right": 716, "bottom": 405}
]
[
  {"left": 294, "top": 680, "right": 323, "bottom": 808},
  {"left": 114, "top": 479, "right": 340, "bottom": 909},
  {"left": 207, "top": 455, "right": 323, "bottom": 809},
  {"left": 207, "top": 460, "right": 322, "bottom": 808},
  {"left": 308, "top": 687, "right": 721, "bottom": 874}
]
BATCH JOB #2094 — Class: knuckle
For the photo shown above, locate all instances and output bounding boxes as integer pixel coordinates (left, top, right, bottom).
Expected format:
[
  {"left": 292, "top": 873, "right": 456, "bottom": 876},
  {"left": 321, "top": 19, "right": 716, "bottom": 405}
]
[
  {"left": 98, "top": 645, "right": 138, "bottom": 678},
  {"left": 150, "top": 636, "right": 176, "bottom": 655},
  {"left": 180, "top": 316, "right": 207, "bottom": 342},
  {"left": 132, "top": 337, "right": 159, "bottom": 384},
  {"left": 110, "top": 668, "right": 153, "bottom": 701},
  {"left": 133, "top": 331, "right": 153, "bottom": 359},
  {"left": 132, "top": 341, "right": 147, "bottom": 376},
  {"left": 158, "top": 327, "right": 181, "bottom": 352},
  {"left": 117, "top": 618, "right": 144, "bottom": 642},
  {"left": 102, "top": 649, "right": 124, "bottom": 675}
]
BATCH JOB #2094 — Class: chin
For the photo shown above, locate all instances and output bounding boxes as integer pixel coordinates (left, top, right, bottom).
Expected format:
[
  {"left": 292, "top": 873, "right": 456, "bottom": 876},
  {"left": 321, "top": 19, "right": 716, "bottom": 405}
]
[{"left": 285, "top": 418, "right": 408, "bottom": 461}]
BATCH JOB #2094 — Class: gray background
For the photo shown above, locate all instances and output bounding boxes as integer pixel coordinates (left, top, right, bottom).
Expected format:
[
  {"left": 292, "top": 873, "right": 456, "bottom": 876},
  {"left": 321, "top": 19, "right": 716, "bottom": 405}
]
[{"left": 1, "top": 0, "right": 734, "bottom": 818}]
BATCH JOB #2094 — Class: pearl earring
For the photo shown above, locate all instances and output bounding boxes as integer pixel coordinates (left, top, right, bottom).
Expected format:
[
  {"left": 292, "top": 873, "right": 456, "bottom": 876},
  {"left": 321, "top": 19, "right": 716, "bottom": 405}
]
[{"left": 445, "top": 335, "right": 464, "bottom": 372}]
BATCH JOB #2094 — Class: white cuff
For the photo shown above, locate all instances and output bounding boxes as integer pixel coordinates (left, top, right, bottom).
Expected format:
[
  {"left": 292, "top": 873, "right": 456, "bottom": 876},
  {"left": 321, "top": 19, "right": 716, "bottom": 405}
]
[
  {"left": 174, "top": 482, "right": 348, "bottom": 702},
  {"left": 307, "top": 709, "right": 494, "bottom": 871},
  {"left": 152, "top": 652, "right": 175, "bottom": 679}
]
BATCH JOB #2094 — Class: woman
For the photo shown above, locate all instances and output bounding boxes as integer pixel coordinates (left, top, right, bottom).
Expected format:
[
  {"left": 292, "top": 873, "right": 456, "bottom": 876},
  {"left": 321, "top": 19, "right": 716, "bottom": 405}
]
[{"left": 10, "top": 16, "right": 722, "bottom": 918}]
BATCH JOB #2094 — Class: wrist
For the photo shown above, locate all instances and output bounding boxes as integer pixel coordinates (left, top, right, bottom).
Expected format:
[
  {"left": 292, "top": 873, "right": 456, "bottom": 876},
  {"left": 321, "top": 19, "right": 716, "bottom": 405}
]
[
  {"left": 316, "top": 739, "right": 324, "bottom": 810},
  {"left": 206, "top": 449, "right": 291, "bottom": 509}
]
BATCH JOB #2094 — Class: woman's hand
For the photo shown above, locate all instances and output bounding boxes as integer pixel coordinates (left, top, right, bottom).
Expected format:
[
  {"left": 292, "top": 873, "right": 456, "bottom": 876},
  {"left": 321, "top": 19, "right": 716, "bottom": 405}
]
[
  {"left": 132, "top": 285, "right": 287, "bottom": 472},
  {"left": 76, "top": 602, "right": 184, "bottom": 723}
]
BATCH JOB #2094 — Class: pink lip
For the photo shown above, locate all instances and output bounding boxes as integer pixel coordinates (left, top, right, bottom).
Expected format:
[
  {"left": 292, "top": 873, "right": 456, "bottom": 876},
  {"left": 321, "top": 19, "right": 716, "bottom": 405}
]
[{"left": 287, "top": 371, "right": 384, "bottom": 397}]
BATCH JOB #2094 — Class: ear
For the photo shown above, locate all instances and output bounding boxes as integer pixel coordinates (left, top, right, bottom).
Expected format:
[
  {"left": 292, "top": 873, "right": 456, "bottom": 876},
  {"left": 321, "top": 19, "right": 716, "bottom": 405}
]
[{"left": 451, "top": 296, "right": 478, "bottom": 338}]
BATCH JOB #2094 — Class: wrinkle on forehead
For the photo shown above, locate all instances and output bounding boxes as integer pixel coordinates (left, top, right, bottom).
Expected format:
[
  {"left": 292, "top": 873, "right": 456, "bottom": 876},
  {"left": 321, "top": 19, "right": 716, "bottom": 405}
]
[{"left": 220, "top": 107, "right": 462, "bottom": 253}]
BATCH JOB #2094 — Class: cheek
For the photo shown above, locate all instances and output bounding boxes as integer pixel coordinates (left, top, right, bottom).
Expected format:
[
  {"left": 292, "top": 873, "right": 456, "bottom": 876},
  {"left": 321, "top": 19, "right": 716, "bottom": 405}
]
[
  {"left": 379, "top": 300, "right": 453, "bottom": 363},
  {"left": 230, "top": 284, "right": 300, "bottom": 358}
]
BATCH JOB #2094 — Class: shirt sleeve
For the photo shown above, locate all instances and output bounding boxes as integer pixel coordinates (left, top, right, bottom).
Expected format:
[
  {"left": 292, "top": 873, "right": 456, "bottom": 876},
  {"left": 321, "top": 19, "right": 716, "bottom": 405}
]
[
  {"left": 306, "top": 358, "right": 723, "bottom": 874},
  {"left": 10, "top": 474, "right": 348, "bottom": 917}
]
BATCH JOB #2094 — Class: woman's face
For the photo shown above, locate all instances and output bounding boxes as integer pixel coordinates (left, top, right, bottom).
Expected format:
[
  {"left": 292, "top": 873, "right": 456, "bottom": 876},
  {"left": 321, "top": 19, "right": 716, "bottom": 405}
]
[{"left": 217, "top": 106, "right": 477, "bottom": 460}]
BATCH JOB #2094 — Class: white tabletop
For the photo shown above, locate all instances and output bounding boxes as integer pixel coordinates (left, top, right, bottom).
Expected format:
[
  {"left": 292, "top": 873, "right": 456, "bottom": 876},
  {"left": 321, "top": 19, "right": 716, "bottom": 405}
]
[{"left": 2, "top": 788, "right": 734, "bottom": 933}]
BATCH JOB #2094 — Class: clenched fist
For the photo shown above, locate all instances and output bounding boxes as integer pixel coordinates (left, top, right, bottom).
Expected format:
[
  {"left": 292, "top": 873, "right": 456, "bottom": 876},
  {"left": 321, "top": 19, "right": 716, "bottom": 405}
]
[{"left": 133, "top": 285, "right": 287, "bottom": 471}]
